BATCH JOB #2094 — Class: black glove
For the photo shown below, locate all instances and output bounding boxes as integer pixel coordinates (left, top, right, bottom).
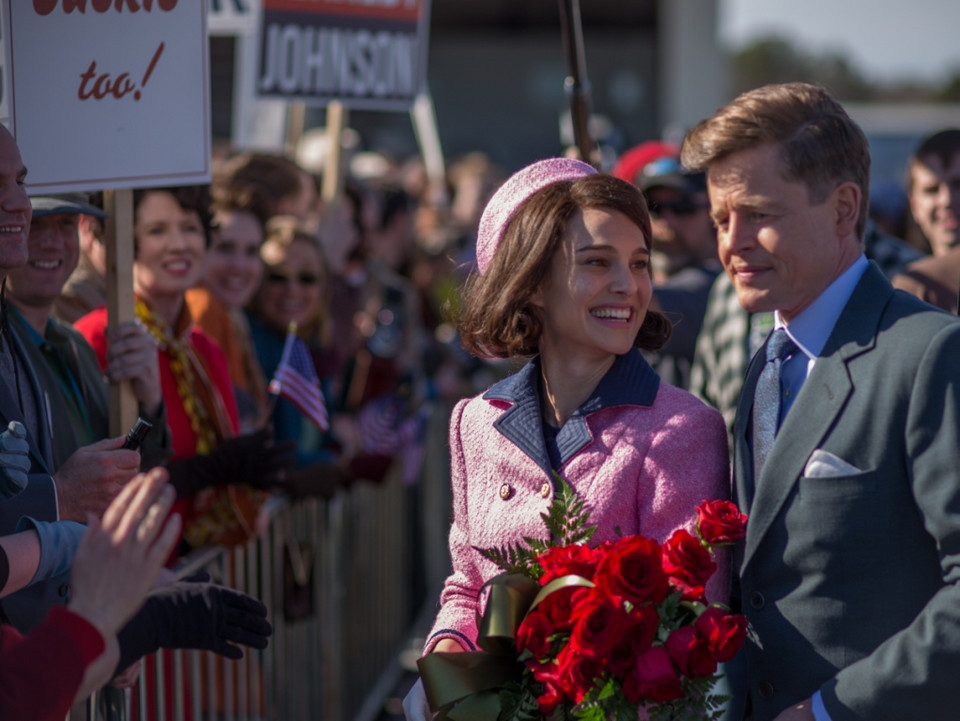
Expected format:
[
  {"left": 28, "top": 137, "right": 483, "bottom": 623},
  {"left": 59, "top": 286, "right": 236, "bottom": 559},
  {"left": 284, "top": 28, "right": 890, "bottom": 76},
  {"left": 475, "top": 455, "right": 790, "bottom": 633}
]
[
  {"left": 113, "top": 580, "right": 273, "bottom": 676},
  {"left": 165, "top": 427, "right": 296, "bottom": 497}
]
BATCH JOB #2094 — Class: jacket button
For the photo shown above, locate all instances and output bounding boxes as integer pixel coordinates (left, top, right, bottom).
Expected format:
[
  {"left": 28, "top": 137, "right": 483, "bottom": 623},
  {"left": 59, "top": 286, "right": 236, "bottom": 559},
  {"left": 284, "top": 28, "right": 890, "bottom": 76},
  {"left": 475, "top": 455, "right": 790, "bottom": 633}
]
[
  {"left": 499, "top": 484, "right": 514, "bottom": 500},
  {"left": 757, "top": 681, "right": 775, "bottom": 699},
  {"left": 749, "top": 591, "right": 765, "bottom": 610},
  {"left": 540, "top": 482, "right": 551, "bottom": 498},
  {"left": 58, "top": 583, "right": 70, "bottom": 598}
]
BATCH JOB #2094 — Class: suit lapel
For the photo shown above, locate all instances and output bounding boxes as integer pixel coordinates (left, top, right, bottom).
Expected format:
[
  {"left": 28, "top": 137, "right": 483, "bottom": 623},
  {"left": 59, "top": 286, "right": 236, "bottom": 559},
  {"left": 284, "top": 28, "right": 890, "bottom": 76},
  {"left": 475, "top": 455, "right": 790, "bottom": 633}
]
[
  {"left": 0, "top": 368, "right": 52, "bottom": 475},
  {"left": 740, "top": 264, "right": 891, "bottom": 572}
]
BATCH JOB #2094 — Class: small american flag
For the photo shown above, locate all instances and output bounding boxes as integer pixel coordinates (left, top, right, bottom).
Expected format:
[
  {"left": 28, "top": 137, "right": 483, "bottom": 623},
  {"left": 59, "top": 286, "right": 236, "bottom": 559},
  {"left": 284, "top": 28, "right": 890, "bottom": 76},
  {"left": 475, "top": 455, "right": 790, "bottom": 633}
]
[{"left": 268, "top": 327, "right": 329, "bottom": 431}]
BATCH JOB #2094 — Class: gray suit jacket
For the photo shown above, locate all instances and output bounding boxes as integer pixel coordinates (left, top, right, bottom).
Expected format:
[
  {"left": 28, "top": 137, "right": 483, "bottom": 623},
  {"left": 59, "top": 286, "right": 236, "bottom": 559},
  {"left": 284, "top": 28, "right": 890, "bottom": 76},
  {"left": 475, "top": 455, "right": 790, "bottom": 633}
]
[
  {"left": 733, "top": 263, "right": 960, "bottom": 721},
  {"left": 0, "top": 327, "right": 71, "bottom": 631}
]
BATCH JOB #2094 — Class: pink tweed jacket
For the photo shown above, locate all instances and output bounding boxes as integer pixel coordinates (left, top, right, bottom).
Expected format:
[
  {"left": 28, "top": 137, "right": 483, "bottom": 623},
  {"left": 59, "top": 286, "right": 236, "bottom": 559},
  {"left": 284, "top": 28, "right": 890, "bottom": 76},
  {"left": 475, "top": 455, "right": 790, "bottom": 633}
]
[{"left": 426, "top": 350, "right": 731, "bottom": 652}]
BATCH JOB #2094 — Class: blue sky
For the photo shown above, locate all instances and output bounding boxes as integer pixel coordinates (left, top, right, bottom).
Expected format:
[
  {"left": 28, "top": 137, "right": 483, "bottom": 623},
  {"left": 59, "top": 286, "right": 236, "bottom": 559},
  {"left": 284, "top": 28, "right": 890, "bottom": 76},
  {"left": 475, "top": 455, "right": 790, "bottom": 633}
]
[{"left": 720, "top": 0, "right": 960, "bottom": 83}]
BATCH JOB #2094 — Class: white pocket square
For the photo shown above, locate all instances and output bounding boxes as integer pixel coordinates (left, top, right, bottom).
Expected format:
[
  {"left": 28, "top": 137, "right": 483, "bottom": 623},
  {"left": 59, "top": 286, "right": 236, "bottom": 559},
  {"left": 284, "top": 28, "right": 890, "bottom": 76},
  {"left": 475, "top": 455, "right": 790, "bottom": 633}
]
[{"left": 803, "top": 449, "right": 862, "bottom": 478}]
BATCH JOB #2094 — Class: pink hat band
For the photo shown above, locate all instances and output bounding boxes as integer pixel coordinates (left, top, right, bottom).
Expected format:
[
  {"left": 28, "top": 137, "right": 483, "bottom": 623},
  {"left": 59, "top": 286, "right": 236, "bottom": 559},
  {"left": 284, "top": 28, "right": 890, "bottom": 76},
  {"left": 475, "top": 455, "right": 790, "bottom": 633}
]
[{"left": 475, "top": 157, "right": 597, "bottom": 274}]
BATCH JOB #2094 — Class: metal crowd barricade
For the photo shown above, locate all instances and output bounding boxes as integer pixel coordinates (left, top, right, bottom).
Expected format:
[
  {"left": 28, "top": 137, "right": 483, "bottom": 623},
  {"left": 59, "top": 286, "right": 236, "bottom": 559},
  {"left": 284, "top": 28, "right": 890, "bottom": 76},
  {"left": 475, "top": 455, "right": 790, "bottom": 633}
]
[{"left": 70, "top": 457, "right": 437, "bottom": 721}]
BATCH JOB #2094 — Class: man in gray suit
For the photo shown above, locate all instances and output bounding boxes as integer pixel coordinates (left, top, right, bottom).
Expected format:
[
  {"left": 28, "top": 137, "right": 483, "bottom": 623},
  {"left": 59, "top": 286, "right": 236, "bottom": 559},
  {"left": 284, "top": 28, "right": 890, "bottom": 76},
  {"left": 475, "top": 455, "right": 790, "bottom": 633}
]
[
  {"left": 0, "top": 123, "right": 139, "bottom": 630},
  {"left": 681, "top": 82, "right": 960, "bottom": 721}
]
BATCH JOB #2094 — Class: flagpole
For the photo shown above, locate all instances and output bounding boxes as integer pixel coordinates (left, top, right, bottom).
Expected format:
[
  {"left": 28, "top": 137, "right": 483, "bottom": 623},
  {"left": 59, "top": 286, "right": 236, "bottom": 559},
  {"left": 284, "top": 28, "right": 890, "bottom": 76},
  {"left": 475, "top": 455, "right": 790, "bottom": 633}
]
[{"left": 265, "top": 321, "right": 299, "bottom": 422}]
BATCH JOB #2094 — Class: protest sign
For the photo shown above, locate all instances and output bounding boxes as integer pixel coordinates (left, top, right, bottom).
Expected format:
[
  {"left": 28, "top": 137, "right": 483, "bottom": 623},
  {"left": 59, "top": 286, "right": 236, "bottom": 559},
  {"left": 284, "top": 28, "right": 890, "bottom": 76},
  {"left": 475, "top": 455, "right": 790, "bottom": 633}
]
[
  {"left": 209, "top": 0, "right": 259, "bottom": 36},
  {"left": 6, "top": 1, "right": 210, "bottom": 193},
  {"left": 258, "top": 0, "right": 431, "bottom": 112}
]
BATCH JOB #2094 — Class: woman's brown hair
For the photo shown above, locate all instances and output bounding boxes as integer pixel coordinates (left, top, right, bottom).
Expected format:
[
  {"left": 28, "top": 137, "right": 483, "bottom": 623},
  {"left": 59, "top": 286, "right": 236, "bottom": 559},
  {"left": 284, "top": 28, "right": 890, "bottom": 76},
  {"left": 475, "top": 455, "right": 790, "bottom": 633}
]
[{"left": 458, "top": 173, "right": 670, "bottom": 359}]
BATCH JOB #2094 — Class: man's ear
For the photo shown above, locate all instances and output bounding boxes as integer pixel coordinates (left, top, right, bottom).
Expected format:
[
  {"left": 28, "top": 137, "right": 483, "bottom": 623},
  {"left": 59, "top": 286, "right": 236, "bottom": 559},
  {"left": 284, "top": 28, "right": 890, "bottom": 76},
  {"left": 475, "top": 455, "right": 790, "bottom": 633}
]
[{"left": 834, "top": 182, "right": 861, "bottom": 238}]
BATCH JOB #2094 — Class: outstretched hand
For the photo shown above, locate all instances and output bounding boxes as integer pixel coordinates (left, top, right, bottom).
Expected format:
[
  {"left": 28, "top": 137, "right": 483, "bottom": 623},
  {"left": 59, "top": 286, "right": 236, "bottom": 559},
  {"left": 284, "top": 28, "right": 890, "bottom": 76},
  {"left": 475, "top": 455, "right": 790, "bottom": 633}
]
[
  {"left": 68, "top": 467, "right": 181, "bottom": 640},
  {"left": 164, "top": 427, "right": 296, "bottom": 498},
  {"left": 113, "top": 578, "right": 273, "bottom": 675}
]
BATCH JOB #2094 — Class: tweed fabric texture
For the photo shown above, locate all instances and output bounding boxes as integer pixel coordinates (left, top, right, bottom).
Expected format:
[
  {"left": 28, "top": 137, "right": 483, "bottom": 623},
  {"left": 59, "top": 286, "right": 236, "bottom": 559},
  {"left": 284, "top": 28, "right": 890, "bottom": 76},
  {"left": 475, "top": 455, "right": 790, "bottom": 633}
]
[
  {"left": 426, "top": 378, "right": 730, "bottom": 652},
  {"left": 475, "top": 158, "right": 596, "bottom": 274}
]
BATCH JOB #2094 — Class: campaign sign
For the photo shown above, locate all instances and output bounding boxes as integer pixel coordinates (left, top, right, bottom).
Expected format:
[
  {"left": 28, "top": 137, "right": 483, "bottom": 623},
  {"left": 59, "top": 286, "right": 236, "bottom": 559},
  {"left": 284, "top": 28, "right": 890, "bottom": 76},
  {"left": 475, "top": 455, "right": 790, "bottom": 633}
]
[
  {"left": 209, "top": 0, "right": 259, "bottom": 36},
  {"left": 258, "top": 0, "right": 431, "bottom": 112},
  {"left": 6, "top": 1, "right": 210, "bottom": 193}
]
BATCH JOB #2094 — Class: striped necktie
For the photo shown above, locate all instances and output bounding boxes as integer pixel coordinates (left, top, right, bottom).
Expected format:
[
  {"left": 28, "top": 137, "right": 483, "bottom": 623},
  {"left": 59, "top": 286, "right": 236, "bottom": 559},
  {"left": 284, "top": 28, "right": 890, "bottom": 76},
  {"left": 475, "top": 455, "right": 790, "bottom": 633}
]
[{"left": 752, "top": 327, "right": 798, "bottom": 481}]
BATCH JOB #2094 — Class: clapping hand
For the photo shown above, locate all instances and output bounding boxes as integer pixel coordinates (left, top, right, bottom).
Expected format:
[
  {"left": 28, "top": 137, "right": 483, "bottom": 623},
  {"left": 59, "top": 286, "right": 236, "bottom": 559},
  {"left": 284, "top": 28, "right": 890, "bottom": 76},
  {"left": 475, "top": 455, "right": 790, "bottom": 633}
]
[{"left": 0, "top": 420, "right": 29, "bottom": 498}]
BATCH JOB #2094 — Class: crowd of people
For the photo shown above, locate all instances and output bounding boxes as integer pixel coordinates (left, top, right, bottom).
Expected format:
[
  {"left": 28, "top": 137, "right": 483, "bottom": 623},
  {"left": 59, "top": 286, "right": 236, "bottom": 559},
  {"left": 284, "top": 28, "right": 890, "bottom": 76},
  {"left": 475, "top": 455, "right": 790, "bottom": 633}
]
[{"left": 1, "top": 77, "right": 960, "bottom": 721}]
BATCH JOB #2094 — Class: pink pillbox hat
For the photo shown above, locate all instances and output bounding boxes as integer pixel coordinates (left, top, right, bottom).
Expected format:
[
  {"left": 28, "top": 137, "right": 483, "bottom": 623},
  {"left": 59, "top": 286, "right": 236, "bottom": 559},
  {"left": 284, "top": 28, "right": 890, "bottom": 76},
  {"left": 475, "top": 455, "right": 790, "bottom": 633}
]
[{"left": 475, "top": 157, "right": 597, "bottom": 274}]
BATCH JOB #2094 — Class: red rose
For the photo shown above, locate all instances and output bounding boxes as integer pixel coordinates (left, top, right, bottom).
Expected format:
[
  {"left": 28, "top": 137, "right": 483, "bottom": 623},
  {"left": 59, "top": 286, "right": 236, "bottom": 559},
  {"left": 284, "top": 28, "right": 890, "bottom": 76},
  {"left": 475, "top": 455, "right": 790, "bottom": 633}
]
[
  {"left": 537, "top": 585, "right": 587, "bottom": 634},
  {"left": 569, "top": 587, "right": 631, "bottom": 658},
  {"left": 607, "top": 605, "right": 659, "bottom": 677},
  {"left": 696, "top": 500, "right": 748, "bottom": 545},
  {"left": 531, "top": 659, "right": 571, "bottom": 715},
  {"left": 537, "top": 543, "right": 603, "bottom": 584},
  {"left": 623, "top": 646, "right": 683, "bottom": 704},
  {"left": 695, "top": 606, "right": 748, "bottom": 663},
  {"left": 516, "top": 609, "right": 554, "bottom": 659},
  {"left": 556, "top": 644, "right": 606, "bottom": 703},
  {"left": 595, "top": 535, "right": 670, "bottom": 605},
  {"left": 662, "top": 528, "right": 717, "bottom": 601},
  {"left": 665, "top": 626, "right": 718, "bottom": 678}
]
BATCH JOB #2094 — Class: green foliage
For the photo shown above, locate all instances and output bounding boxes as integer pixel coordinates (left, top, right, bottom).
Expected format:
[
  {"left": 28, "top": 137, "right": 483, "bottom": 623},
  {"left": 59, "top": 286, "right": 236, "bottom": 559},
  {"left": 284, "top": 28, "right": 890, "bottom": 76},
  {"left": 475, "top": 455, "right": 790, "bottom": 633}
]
[
  {"left": 645, "top": 677, "right": 730, "bottom": 721},
  {"left": 475, "top": 476, "right": 597, "bottom": 581},
  {"left": 538, "top": 479, "right": 598, "bottom": 547},
  {"left": 498, "top": 680, "right": 542, "bottom": 721}
]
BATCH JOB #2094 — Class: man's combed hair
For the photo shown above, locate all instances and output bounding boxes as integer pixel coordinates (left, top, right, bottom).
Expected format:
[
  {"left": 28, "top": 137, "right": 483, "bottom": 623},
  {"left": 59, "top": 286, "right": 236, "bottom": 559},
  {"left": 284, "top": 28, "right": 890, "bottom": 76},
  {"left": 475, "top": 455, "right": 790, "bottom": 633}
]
[
  {"left": 681, "top": 82, "right": 871, "bottom": 240},
  {"left": 458, "top": 173, "right": 671, "bottom": 360}
]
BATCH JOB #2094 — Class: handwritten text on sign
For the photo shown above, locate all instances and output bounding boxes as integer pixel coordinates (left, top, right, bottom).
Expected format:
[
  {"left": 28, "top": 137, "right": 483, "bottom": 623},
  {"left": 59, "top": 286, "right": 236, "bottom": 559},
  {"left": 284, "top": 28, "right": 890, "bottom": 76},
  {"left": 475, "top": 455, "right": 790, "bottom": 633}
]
[
  {"left": 7, "top": 0, "right": 209, "bottom": 191},
  {"left": 32, "top": 1, "right": 178, "bottom": 13}
]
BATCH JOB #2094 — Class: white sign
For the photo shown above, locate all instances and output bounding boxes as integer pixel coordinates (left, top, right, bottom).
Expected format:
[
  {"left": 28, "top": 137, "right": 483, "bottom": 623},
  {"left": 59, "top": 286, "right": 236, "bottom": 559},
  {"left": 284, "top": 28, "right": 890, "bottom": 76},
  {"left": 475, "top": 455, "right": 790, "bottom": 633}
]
[
  {"left": 6, "top": 1, "right": 210, "bottom": 194},
  {"left": 209, "top": 0, "right": 259, "bottom": 37},
  {"left": 0, "top": 8, "right": 9, "bottom": 130},
  {"left": 257, "top": 0, "right": 431, "bottom": 112}
]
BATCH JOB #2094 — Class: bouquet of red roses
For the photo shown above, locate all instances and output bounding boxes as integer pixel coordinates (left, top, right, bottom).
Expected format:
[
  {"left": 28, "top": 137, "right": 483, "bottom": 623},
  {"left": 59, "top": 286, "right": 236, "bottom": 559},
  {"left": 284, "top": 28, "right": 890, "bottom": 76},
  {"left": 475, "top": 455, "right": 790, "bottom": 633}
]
[{"left": 420, "top": 482, "right": 748, "bottom": 721}]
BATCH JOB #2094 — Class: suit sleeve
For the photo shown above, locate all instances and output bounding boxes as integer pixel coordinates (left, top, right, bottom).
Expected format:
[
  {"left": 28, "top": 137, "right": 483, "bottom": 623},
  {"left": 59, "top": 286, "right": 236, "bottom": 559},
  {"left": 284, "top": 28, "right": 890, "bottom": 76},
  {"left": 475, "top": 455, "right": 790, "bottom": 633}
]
[
  {"left": 0, "top": 474, "right": 58, "bottom": 532},
  {"left": 424, "top": 398, "right": 482, "bottom": 653},
  {"left": 822, "top": 322, "right": 960, "bottom": 720}
]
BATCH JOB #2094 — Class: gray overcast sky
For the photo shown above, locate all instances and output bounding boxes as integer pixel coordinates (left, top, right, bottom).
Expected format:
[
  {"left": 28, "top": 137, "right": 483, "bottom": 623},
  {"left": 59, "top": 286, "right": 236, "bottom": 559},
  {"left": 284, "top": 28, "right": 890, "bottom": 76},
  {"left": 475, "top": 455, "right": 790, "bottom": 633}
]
[{"left": 719, "top": 0, "right": 960, "bottom": 82}]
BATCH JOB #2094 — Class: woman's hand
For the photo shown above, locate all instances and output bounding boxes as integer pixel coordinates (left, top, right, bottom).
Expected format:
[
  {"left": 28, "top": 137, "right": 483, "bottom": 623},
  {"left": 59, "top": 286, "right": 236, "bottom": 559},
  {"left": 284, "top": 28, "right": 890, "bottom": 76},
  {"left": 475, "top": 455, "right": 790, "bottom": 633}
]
[
  {"left": 402, "top": 639, "right": 465, "bottom": 720},
  {"left": 104, "top": 321, "right": 163, "bottom": 416}
]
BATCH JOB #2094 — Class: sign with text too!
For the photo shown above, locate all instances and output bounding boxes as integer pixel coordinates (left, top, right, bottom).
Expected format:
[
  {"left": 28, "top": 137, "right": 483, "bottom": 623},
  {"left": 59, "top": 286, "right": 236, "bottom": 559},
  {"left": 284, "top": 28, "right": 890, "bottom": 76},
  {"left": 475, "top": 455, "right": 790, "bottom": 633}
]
[
  {"left": 5, "top": 1, "right": 210, "bottom": 193},
  {"left": 258, "top": 0, "right": 431, "bottom": 112}
]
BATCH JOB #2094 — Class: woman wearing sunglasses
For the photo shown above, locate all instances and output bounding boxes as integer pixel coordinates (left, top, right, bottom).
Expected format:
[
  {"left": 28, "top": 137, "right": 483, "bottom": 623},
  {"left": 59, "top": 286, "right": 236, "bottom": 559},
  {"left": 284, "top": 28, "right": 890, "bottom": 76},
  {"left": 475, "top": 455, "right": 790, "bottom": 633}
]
[{"left": 246, "top": 215, "right": 346, "bottom": 499}]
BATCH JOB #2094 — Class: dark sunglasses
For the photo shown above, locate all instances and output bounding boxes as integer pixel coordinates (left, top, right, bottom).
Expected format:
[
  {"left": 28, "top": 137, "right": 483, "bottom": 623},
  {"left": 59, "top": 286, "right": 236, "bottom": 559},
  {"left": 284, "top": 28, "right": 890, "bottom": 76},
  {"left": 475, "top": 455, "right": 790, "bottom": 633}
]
[
  {"left": 649, "top": 199, "right": 709, "bottom": 218},
  {"left": 265, "top": 270, "right": 320, "bottom": 286}
]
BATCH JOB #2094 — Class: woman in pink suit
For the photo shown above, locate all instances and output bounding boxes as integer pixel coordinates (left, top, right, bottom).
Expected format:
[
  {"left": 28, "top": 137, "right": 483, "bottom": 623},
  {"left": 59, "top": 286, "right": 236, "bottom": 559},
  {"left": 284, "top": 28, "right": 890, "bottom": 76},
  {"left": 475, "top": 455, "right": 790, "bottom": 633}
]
[{"left": 404, "top": 158, "right": 730, "bottom": 719}]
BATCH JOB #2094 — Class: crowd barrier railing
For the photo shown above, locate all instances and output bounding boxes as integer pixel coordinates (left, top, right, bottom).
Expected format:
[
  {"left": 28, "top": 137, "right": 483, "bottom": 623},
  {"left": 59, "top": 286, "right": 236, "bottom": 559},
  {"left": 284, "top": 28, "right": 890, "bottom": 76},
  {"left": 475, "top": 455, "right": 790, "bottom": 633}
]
[{"left": 68, "top": 399, "right": 456, "bottom": 721}]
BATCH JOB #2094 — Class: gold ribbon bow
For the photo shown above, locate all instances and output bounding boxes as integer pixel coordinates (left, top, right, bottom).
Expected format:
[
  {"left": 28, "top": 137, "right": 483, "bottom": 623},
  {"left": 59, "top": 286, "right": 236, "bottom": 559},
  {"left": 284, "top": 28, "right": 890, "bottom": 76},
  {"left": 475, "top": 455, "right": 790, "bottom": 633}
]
[{"left": 418, "top": 572, "right": 595, "bottom": 720}]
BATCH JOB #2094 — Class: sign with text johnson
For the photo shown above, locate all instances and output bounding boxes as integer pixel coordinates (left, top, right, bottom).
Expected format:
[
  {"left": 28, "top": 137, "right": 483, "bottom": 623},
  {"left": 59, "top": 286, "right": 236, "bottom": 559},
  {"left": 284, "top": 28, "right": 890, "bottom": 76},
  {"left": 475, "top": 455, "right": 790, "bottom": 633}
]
[
  {"left": 6, "top": 1, "right": 210, "bottom": 193},
  {"left": 257, "top": 0, "right": 431, "bottom": 112}
]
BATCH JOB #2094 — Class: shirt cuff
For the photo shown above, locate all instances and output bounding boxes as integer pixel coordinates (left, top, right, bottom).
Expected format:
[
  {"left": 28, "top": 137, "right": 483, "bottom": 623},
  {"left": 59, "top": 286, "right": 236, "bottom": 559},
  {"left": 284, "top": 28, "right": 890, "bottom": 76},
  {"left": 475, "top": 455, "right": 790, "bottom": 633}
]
[
  {"left": 15, "top": 517, "right": 86, "bottom": 583},
  {"left": 812, "top": 690, "right": 833, "bottom": 721}
]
